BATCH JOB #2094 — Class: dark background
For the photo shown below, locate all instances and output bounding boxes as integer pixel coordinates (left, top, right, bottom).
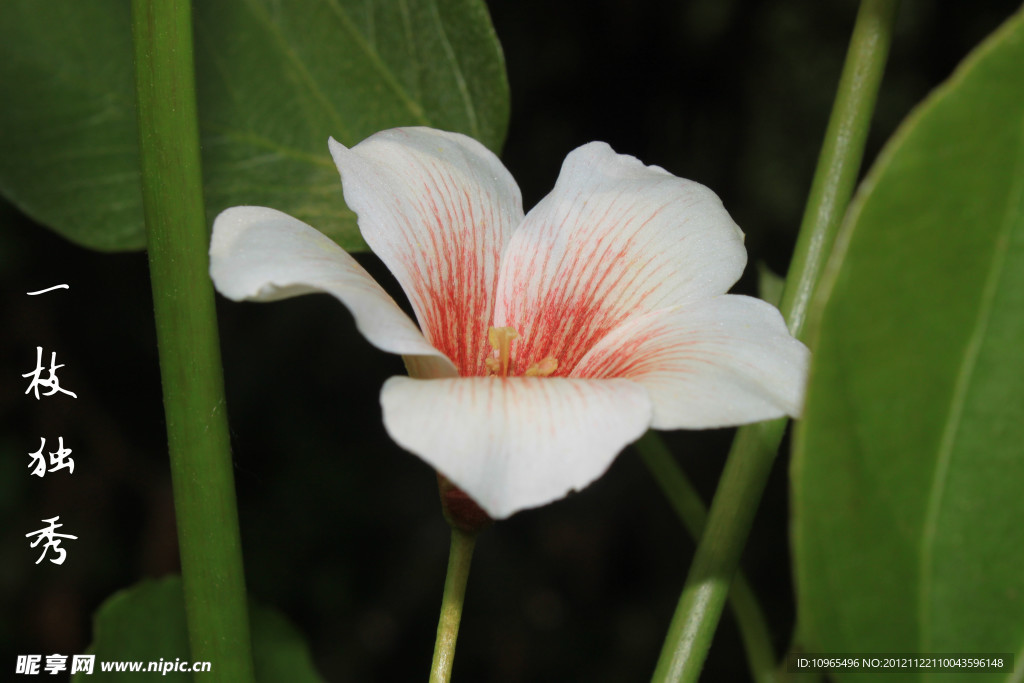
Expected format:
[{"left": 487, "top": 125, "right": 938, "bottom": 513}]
[{"left": 2, "top": 1, "right": 1019, "bottom": 680}]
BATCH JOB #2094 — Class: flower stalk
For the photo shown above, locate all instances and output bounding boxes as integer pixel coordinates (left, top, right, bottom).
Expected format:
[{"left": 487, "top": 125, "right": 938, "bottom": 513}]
[
  {"left": 430, "top": 528, "right": 477, "bottom": 683},
  {"left": 130, "top": 0, "right": 254, "bottom": 680},
  {"left": 651, "top": 0, "right": 901, "bottom": 680}
]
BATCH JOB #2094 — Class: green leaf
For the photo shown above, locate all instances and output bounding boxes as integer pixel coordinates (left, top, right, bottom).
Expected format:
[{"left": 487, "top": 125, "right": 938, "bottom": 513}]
[
  {"left": 0, "top": 0, "right": 508, "bottom": 252},
  {"left": 73, "top": 576, "right": 323, "bottom": 681},
  {"left": 792, "top": 8, "right": 1024, "bottom": 681}
]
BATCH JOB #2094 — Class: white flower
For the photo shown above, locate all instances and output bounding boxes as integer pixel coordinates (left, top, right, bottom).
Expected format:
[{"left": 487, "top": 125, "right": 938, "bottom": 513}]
[{"left": 210, "top": 127, "right": 809, "bottom": 519}]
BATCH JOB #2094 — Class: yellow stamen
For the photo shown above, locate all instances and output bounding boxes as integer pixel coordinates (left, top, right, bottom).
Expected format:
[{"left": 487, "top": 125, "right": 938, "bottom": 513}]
[
  {"left": 485, "top": 326, "right": 560, "bottom": 378},
  {"left": 525, "top": 357, "right": 558, "bottom": 377},
  {"left": 487, "top": 326, "right": 519, "bottom": 377}
]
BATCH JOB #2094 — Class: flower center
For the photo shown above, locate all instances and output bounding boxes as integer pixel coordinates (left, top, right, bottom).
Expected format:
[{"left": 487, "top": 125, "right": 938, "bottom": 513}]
[{"left": 484, "top": 326, "right": 558, "bottom": 378}]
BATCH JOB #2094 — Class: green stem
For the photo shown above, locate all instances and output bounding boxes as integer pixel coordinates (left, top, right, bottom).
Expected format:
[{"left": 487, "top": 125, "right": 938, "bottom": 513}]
[
  {"left": 651, "top": 1, "right": 900, "bottom": 681},
  {"left": 635, "top": 433, "right": 777, "bottom": 683},
  {"left": 780, "top": 0, "right": 902, "bottom": 339},
  {"left": 130, "top": 2, "right": 255, "bottom": 681},
  {"left": 430, "top": 529, "right": 477, "bottom": 683},
  {"left": 651, "top": 421, "right": 786, "bottom": 682}
]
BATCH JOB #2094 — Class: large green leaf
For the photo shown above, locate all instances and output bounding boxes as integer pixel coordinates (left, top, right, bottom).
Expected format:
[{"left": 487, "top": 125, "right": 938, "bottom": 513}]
[
  {"left": 73, "top": 576, "right": 323, "bottom": 681},
  {"left": 792, "top": 8, "right": 1024, "bottom": 681},
  {"left": 0, "top": 0, "right": 508, "bottom": 252}
]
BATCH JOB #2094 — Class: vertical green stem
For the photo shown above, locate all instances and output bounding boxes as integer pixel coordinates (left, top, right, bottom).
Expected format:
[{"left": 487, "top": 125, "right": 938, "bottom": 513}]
[
  {"left": 636, "top": 433, "right": 777, "bottom": 683},
  {"left": 430, "top": 529, "right": 477, "bottom": 683},
  {"left": 651, "top": 421, "right": 786, "bottom": 682},
  {"left": 131, "top": 2, "right": 255, "bottom": 681},
  {"left": 780, "top": 0, "right": 902, "bottom": 339},
  {"left": 651, "top": 1, "right": 900, "bottom": 681}
]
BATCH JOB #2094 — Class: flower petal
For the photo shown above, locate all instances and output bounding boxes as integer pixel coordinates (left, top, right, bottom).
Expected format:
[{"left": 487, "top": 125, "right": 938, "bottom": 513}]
[
  {"left": 493, "top": 142, "right": 747, "bottom": 376},
  {"left": 571, "top": 296, "right": 809, "bottom": 428},
  {"left": 380, "top": 377, "right": 652, "bottom": 518},
  {"left": 330, "top": 128, "right": 524, "bottom": 376},
  {"left": 211, "top": 206, "right": 456, "bottom": 375}
]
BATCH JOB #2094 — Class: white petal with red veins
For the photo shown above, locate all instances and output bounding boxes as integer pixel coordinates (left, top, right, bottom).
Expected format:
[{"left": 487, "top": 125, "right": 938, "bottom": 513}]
[
  {"left": 493, "top": 141, "right": 747, "bottom": 376},
  {"left": 211, "top": 206, "right": 456, "bottom": 376},
  {"left": 572, "top": 296, "right": 809, "bottom": 428},
  {"left": 330, "top": 128, "right": 524, "bottom": 377},
  {"left": 380, "top": 376, "right": 653, "bottom": 518}
]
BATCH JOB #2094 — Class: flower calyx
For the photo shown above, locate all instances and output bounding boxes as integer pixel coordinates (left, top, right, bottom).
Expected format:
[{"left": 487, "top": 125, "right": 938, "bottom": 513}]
[{"left": 437, "top": 473, "right": 493, "bottom": 534}]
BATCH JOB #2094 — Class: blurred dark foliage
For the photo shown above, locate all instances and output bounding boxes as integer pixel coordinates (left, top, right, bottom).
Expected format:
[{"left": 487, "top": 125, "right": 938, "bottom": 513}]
[{"left": 1, "top": 0, "right": 1019, "bottom": 680}]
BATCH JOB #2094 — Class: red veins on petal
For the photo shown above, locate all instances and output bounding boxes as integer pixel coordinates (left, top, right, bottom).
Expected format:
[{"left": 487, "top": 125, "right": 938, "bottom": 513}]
[
  {"left": 571, "top": 317, "right": 677, "bottom": 380},
  {"left": 497, "top": 199, "right": 675, "bottom": 377},
  {"left": 403, "top": 176, "right": 503, "bottom": 378}
]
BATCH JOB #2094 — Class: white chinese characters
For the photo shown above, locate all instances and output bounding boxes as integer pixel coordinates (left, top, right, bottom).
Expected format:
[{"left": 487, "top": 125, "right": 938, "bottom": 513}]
[
  {"left": 28, "top": 437, "right": 74, "bottom": 477},
  {"left": 25, "top": 516, "right": 78, "bottom": 565},
  {"left": 15, "top": 654, "right": 94, "bottom": 675},
  {"left": 23, "top": 346, "right": 77, "bottom": 400},
  {"left": 22, "top": 284, "right": 80, "bottom": 565}
]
